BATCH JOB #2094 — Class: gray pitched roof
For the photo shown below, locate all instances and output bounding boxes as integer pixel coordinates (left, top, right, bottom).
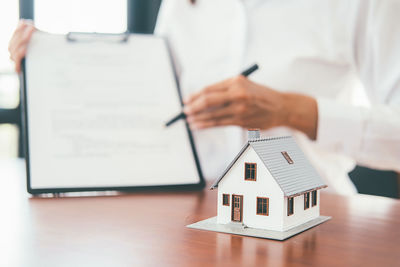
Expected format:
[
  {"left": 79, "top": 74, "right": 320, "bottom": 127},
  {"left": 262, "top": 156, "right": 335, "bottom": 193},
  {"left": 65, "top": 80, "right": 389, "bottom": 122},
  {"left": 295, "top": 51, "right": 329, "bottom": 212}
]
[{"left": 211, "top": 136, "right": 327, "bottom": 197}]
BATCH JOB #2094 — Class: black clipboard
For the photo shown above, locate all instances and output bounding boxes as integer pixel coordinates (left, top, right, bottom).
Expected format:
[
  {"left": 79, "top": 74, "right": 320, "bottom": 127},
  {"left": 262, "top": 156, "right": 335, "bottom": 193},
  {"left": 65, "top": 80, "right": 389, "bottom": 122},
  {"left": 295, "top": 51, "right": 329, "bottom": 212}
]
[{"left": 20, "top": 32, "right": 205, "bottom": 195}]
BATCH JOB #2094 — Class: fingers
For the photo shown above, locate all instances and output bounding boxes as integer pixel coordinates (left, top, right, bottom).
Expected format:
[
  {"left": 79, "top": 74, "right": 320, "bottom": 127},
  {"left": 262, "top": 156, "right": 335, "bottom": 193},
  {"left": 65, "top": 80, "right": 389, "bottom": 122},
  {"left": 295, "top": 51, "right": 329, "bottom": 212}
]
[
  {"left": 187, "top": 103, "right": 233, "bottom": 123},
  {"left": 184, "top": 75, "right": 257, "bottom": 130},
  {"left": 22, "top": 25, "right": 35, "bottom": 43},
  {"left": 184, "top": 77, "right": 232, "bottom": 105},
  {"left": 183, "top": 90, "right": 231, "bottom": 116},
  {"left": 187, "top": 101, "right": 250, "bottom": 129},
  {"left": 13, "top": 44, "right": 29, "bottom": 72},
  {"left": 9, "top": 21, "right": 31, "bottom": 53},
  {"left": 9, "top": 24, "right": 32, "bottom": 57},
  {"left": 8, "top": 20, "right": 35, "bottom": 72},
  {"left": 190, "top": 115, "right": 237, "bottom": 130}
]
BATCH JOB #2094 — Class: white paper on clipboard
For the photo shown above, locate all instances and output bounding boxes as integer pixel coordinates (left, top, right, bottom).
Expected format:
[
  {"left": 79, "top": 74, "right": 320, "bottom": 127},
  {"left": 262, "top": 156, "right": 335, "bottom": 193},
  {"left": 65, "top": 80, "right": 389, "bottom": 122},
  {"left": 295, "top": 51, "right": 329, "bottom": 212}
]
[{"left": 23, "top": 31, "right": 203, "bottom": 192}]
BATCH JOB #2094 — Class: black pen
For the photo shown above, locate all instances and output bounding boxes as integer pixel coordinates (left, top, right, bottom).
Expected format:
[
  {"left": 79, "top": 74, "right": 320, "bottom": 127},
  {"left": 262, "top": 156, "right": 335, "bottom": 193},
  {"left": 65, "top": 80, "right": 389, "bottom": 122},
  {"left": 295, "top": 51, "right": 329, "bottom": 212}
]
[{"left": 165, "top": 63, "right": 259, "bottom": 127}]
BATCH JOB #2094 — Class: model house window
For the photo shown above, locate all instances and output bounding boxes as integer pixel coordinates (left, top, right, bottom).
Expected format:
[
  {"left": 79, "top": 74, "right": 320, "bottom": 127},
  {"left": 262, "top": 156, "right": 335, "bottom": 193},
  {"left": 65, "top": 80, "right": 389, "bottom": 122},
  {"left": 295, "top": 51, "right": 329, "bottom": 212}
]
[
  {"left": 312, "top": 190, "right": 317, "bottom": 206},
  {"left": 287, "top": 197, "right": 294, "bottom": 216},
  {"left": 245, "top": 163, "right": 257, "bottom": 180},
  {"left": 222, "top": 194, "right": 230, "bottom": 206},
  {"left": 281, "top": 151, "right": 294, "bottom": 164},
  {"left": 304, "top": 192, "right": 310, "bottom": 210},
  {"left": 256, "top": 197, "right": 269, "bottom": 216}
]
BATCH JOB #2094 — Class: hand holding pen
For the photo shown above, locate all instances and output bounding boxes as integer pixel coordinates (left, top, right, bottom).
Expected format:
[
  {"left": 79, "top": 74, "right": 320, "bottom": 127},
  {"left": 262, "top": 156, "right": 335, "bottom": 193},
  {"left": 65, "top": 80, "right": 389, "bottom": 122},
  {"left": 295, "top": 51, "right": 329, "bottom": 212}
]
[{"left": 166, "top": 64, "right": 259, "bottom": 127}]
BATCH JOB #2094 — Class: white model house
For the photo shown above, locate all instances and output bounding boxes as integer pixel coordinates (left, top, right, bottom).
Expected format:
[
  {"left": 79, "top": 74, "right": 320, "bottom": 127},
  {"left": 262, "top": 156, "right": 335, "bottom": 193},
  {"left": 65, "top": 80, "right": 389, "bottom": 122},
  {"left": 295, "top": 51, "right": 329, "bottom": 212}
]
[{"left": 211, "top": 130, "right": 327, "bottom": 232}]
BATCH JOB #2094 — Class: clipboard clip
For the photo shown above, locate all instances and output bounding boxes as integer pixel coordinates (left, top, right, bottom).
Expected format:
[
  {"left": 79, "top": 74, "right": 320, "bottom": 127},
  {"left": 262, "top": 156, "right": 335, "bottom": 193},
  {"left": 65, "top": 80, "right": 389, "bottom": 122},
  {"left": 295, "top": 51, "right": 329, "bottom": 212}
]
[{"left": 66, "top": 32, "right": 129, "bottom": 43}]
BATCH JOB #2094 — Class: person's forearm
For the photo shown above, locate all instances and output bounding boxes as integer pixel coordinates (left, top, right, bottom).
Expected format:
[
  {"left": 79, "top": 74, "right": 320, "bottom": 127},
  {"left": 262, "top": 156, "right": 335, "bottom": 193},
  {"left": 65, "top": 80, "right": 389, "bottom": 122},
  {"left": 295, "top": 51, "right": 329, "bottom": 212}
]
[
  {"left": 316, "top": 98, "right": 400, "bottom": 172},
  {"left": 281, "top": 93, "right": 318, "bottom": 140}
]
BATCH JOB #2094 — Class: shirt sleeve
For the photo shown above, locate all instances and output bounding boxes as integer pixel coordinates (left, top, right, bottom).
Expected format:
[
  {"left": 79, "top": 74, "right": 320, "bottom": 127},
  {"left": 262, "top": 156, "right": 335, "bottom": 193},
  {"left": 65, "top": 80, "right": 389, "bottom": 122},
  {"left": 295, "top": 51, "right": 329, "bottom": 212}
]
[{"left": 315, "top": 0, "right": 400, "bottom": 172}]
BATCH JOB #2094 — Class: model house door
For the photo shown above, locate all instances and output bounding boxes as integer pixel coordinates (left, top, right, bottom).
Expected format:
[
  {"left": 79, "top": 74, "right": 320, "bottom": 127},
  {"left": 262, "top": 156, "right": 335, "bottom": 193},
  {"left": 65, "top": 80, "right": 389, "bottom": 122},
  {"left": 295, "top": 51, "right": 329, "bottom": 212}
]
[{"left": 232, "top": 195, "right": 243, "bottom": 222}]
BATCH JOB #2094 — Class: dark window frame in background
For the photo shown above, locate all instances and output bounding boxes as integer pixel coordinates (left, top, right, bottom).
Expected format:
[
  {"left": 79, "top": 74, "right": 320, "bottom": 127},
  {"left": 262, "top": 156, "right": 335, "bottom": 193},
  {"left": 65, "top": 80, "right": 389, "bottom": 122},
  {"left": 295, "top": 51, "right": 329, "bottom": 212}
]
[
  {"left": 127, "top": 0, "right": 162, "bottom": 34},
  {"left": 0, "top": 0, "right": 34, "bottom": 157},
  {"left": 21, "top": 0, "right": 162, "bottom": 34}
]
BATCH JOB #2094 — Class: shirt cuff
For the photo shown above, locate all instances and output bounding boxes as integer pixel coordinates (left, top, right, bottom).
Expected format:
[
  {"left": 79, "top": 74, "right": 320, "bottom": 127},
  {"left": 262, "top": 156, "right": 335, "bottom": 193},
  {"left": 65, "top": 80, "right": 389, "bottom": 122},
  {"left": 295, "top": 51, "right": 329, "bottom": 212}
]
[{"left": 315, "top": 97, "right": 368, "bottom": 155}]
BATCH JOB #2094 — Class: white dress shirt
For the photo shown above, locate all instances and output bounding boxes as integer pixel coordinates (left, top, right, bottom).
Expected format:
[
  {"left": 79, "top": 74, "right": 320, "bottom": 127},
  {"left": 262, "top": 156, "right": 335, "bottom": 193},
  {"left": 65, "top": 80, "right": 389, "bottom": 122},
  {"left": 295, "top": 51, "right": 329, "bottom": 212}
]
[{"left": 155, "top": 0, "right": 400, "bottom": 195}]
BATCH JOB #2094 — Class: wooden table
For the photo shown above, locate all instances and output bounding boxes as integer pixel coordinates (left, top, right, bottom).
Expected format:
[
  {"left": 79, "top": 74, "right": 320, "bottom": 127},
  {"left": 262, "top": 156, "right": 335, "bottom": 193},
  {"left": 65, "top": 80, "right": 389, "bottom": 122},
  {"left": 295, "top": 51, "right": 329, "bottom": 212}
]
[{"left": 1, "top": 159, "right": 400, "bottom": 267}]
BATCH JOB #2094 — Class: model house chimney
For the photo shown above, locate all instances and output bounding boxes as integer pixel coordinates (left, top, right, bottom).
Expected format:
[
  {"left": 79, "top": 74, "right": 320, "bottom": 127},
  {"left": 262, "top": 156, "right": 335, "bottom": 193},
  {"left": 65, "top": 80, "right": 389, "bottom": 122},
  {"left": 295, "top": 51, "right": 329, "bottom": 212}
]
[{"left": 248, "top": 129, "right": 260, "bottom": 140}]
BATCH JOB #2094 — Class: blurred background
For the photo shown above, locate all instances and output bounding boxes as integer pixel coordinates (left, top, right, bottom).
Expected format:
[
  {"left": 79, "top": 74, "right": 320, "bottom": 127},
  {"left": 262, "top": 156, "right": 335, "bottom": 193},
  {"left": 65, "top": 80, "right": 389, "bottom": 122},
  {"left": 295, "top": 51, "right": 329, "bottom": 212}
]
[{"left": 0, "top": 0, "right": 398, "bottom": 198}]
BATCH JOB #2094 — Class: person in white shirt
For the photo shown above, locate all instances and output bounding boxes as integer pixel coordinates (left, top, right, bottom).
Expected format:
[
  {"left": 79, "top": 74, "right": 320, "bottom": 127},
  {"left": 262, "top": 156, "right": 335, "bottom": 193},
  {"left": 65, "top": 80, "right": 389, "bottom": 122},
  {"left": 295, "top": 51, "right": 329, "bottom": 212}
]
[{"left": 9, "top": 0, "right": 400, "bottom": 195}]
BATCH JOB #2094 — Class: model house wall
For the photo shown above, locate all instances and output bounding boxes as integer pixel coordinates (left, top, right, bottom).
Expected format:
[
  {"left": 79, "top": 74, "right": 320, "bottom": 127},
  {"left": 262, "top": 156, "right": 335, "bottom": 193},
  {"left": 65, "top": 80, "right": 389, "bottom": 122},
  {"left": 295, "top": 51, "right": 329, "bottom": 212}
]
[
  {"left": 217, "top": 146, "right": 285, "bottom": 231},
  {"left": 212, "top": 132, "right": 327, "bottom": 232},
  {"left": 282, "top": 191, "right": 320, "bottom": 231},
  {"left": 217, "top": 146, "right": 321, "bottom": 232}
]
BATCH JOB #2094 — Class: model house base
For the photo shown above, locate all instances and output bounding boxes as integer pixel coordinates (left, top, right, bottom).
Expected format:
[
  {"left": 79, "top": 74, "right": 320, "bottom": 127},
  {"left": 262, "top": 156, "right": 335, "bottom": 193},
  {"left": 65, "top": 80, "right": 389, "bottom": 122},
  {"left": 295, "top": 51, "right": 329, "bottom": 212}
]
[
  {"left": 187, "top": 215, "right": 331, "bottom": 241},
  {"left": 186, "top": 130, "right": 330, "bottom": 239}
]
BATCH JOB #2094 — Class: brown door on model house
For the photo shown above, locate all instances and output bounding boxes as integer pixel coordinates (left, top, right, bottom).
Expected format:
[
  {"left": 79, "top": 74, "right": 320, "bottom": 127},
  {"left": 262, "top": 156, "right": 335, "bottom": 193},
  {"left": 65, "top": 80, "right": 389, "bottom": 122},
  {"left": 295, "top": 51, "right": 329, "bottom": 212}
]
[{"left": 232, "top": 195, "right": 243, "bottom": 222}]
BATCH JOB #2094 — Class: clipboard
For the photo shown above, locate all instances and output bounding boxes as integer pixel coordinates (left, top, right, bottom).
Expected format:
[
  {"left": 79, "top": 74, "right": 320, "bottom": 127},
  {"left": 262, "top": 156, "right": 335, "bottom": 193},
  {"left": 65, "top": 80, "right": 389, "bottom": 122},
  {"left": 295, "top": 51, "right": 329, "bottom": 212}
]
[{"left": 20, "top": 31, "right": 205, "bottom": 195}]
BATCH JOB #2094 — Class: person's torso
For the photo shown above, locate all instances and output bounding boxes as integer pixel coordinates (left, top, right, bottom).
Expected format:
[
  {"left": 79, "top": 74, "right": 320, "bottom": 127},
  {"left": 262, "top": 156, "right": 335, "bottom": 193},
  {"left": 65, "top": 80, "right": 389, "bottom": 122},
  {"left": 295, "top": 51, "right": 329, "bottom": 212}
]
[{"left": 156, "top": 0, "right": 360, "bottom": 193}]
